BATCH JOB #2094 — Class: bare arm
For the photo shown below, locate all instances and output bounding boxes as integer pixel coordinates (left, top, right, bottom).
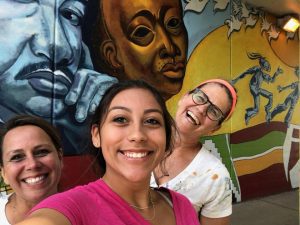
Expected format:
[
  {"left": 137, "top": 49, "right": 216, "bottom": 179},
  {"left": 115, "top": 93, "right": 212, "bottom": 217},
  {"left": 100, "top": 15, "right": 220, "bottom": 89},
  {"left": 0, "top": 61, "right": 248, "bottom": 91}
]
[
  {"left": 16, "top": 209, "right": 71, "bottom": 225},
  {"left": 278, "top": 82, "right": 298, "bottom": 92},
  {"left": 231, "top": 66, "right": 258, "bottom": 84},
  {"left": 264, "top": 67, "right": 283, "bottom": 83},
  {"left": 200, "top": 215, "right": 230, "bottom": 225}
]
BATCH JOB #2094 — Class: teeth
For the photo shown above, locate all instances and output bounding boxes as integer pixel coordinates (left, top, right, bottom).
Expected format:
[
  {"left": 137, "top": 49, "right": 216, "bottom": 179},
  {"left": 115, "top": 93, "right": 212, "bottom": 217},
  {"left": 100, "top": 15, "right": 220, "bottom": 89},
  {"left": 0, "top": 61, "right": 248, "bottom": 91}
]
[
  {"left": 124, "top": 152, "right": 148, "bottom": 158},
  {"left": 187, "top": 111, "right": 199, "bottom": 125},
  {"left": 24, "top": 176, "right": 45, "bottom": 184}
]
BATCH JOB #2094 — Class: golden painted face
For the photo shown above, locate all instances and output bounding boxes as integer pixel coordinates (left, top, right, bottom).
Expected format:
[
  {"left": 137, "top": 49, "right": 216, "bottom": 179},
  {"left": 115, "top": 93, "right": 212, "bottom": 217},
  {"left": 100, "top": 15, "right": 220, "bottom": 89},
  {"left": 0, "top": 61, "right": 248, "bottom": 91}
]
[{"left": 102, "top": 0, "right": 188, "bottom": 100}]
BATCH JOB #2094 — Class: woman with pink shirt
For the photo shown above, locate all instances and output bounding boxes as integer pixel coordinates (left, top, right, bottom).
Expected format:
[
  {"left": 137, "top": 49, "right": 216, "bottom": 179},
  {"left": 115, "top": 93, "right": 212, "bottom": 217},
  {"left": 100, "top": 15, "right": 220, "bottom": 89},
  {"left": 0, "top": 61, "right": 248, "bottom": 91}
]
[{"left": 16, "top": 80, "right": 200, "bottom": 225}]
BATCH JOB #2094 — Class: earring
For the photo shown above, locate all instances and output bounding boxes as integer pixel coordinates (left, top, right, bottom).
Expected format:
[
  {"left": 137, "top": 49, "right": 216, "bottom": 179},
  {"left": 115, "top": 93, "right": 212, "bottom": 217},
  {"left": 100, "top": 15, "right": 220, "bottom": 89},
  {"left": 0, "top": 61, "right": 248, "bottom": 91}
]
[{"left": 94, "top": 142, "right": 100, "bottom": 148}]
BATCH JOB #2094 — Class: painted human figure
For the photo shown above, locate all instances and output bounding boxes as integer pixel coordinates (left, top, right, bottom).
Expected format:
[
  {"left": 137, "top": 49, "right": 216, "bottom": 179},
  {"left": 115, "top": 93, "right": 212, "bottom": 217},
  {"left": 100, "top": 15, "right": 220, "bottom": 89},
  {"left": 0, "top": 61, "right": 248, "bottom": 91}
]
[
  {"left": 231, "top": 52, "right": 283, "bottom": 125},
  {"left": 0, "top": 0, "right": 117, "bottom": 155},
  {"left": 268, "top": 67, "right": 299, "bottom": 125},
  {"left": 84, "top": 0, "right": 188, "bottom": 100}
]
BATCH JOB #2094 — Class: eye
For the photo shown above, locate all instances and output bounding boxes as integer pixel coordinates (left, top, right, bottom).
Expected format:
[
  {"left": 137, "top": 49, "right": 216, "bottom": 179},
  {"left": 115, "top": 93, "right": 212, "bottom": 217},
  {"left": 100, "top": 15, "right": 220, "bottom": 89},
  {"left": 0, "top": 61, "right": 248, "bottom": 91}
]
[
  {"left": 113, "top": 116, "right": 128, "bottom": 124},
  {"left": 165, "top": 17, "right": 182, "bottom": 35},
  {"left": 193, "top": 92, "right": 206, "bottom": 104},
  {"left": 209, "top": 107, "right": 219, "bottom": 117},
  {"left": 195, "top": 94, "right": 206, "bottom": 102},
  {"left": 145, "top": 118, "right": 161, "bottom": 126},
  {"left": 34, "top": 149, "right": 51, "bottom": 157},
  {"left": 61, "top": 9, "right": 82, "bottom": 26},
  {"left": 9, "top": 154, "right": 25, "bottom": 162},
  {"left": 208, "top": 106, "right": 223, "bottom": 119},
  {"left": 129, "top": 25, "right": 154, "bottom": 46}
]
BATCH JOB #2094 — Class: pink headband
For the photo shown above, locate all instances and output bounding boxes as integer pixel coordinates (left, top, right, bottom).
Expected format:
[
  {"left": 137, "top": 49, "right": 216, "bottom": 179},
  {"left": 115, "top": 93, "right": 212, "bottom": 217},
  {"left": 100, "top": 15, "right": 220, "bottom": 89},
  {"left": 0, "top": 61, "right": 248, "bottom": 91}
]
[{"left": 197, "top": 79, "right": 237, "bottom": 120}]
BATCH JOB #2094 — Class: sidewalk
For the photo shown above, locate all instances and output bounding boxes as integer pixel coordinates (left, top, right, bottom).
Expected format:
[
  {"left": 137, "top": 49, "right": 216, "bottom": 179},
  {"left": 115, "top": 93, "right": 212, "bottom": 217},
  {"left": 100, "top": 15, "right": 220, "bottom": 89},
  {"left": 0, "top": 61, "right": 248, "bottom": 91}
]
[{"left": 232, "top": 189, "right": 299, "bottom": 225}]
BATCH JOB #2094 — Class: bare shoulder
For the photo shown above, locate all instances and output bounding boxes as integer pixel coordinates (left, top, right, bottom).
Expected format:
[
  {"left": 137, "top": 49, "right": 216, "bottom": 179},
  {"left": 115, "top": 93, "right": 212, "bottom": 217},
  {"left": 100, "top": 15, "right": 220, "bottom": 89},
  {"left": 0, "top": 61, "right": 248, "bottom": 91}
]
[
  {"left": 152, "top": 189, "right": 176, "bottom": 225},
  {"left": 200, "top": 215, "right": 230, "bottom": 225},
  {"left": 16, "top": 208, "right": 71, "bottom": 225}
]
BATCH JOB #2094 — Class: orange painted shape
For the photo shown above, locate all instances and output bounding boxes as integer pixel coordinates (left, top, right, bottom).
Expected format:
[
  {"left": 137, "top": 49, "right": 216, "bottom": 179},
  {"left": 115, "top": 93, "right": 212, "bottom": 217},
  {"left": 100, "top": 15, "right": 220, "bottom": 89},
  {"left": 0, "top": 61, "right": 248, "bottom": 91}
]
[{"left": 234, "top": 148, "right": 283, "bottom": 176}]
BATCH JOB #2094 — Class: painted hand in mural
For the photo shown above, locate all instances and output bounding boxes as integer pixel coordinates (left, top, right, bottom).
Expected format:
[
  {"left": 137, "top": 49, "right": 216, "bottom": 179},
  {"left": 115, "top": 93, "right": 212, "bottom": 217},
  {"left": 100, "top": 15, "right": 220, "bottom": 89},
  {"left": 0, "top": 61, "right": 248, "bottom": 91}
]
[
  {"left": 65, "top": 43, "right": 117, "bottom": 123},
  {"left": 278, "top": 85, "right": 284, "bottom": 92},
  {"left": 0, "top": 0, "right": 117, "bottom": 155},
  {"left": 65, "top": 68, "right": 117, "bottom": 122}
]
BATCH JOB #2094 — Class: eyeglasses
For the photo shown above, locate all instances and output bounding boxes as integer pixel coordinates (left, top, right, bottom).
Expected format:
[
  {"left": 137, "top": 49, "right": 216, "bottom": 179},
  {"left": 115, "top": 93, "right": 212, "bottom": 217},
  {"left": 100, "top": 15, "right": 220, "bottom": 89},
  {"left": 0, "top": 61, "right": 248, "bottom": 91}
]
[{"left": 192, "top": 88, "right": 225, "bottom": 121}]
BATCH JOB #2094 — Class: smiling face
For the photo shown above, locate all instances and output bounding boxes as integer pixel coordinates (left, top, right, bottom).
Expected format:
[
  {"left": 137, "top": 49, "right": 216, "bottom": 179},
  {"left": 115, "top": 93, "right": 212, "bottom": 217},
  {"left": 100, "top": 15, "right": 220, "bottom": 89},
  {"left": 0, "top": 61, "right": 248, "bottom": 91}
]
[
  {"left": 91, "top": 88, "right": 166, "bottom": 183},
  {"left": 0, "top": 0, "right": 86, "bottom": 118},
  {"left": 176, "top": 83, "right": 231, "bottom": 137},
  {"left": 1, "top": 125, "right": 63, "bottom": 204},
  {"left": 101, "top": 0, "right": 188, "bottom": 100}
]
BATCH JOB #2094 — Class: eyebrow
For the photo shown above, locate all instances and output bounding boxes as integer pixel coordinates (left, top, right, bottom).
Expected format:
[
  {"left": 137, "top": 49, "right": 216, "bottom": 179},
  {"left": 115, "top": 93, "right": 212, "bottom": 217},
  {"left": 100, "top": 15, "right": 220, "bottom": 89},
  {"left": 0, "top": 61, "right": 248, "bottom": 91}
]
[
  {"left": 131, "top": 10, "right": 155, "bottom": 25},
  {"left": 201, "top": 90, "right": 225, "bottom": 114},
  {"left": 159, "top": 5, "right": 172, "bottom": 20},
  {"left": 108, "top": 106, "right": 163, "bottom": 115},
  {"left": 6, "top": 144, "right": 52, "bottom": 154}
]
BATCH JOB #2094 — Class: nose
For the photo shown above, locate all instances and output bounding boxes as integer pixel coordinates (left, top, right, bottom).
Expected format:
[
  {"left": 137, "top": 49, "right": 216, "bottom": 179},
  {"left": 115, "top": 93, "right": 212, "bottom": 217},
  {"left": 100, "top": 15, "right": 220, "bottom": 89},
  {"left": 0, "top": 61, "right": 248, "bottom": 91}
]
[
  {"left": 197, "top": 103, "right": 209, "bottom": 117},
  {"left": 30, "top": 13, "right": 73, "bottom": 65},
  {"left": 128, "top": 124, "right": 147, "bottom": 143},
  {"left": 25, "top": 156, "right": 42, "bottom": 170},
  {"left": 158, "top": 27, "right": 178, "bottom": 59}
]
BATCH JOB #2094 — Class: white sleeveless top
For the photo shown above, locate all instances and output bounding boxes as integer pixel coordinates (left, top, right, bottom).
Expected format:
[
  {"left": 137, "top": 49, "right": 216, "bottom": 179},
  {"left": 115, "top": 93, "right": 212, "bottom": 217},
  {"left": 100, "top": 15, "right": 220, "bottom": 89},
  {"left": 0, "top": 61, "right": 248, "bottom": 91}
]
[{"left": 0, "top": 193, "right": 10, "bottom": 225}]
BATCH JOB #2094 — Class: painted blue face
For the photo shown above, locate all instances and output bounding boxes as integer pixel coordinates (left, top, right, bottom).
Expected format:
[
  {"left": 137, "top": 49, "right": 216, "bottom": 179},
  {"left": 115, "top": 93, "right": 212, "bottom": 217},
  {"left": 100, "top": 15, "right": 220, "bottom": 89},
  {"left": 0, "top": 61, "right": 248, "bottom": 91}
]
[
  {"left": 260, "top": 59, "right": 271, "bottom": 72},
  {"left": 0, "top": 0, "right": 86, "bottom": 119}
]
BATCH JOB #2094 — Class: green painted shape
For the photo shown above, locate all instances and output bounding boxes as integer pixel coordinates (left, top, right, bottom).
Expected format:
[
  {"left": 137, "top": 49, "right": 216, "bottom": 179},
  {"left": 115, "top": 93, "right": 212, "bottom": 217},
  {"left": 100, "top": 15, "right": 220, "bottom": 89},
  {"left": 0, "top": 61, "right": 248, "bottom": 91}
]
[
  {"left": 201, "top": 134, "right": 241, "bottom": 197},
  {"left": 231, "top": 131, "right": 286, "bottom": 159}
]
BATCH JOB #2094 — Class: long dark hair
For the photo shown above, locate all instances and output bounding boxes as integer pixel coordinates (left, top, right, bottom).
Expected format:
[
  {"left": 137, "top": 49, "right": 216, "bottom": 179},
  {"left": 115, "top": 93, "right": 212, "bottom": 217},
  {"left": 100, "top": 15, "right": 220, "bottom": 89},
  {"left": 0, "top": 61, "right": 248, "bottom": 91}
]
[{"left": 90, "top": 80, "right": 175, "bottom": 175}]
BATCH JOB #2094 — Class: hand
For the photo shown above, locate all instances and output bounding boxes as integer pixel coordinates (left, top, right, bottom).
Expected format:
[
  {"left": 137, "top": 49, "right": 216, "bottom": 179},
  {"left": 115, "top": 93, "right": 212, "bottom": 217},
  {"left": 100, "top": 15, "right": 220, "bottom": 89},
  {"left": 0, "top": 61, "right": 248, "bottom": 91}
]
[
  {"left": 65, "top": 69, "right": 117, "bottom": 122},
  {"left": 276, "top": 67, "right": 283, "bottom": 74},
  {"left": 231, "top": 79, "right": 237, "bottom": 85}
]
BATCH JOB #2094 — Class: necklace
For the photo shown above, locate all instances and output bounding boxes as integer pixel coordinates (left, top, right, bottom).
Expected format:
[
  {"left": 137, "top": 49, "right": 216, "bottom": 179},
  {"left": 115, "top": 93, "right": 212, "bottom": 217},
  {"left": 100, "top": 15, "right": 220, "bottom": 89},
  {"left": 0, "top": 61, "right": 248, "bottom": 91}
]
[{"left": 130, "top": 190, "right": 156, "bottom": 221}]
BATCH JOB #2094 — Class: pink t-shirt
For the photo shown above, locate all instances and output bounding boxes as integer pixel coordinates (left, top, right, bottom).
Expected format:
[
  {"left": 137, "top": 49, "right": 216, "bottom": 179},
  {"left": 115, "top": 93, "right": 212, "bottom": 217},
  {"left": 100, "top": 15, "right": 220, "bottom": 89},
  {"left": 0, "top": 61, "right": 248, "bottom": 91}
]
[{"left": 32, "top": 179, "right": 200, "bottom": 225}]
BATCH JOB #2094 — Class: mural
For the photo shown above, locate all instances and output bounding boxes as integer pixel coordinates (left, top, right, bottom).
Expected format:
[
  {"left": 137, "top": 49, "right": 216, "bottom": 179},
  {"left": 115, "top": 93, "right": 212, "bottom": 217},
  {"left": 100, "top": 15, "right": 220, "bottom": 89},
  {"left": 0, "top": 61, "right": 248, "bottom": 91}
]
[
  {"left": 167, "top": 0, "right": 299, "bottom": 201},
  {"left": 0, "top": 0, "right": 117, "bottom": 156},
  {"left": 83, "top": 0, "right": 188, "bottom": 100},
  {"left": 231, "top": 52, "right": 283, "bottom": 125},
  {"left": 268, "top": 67, "right": 299, "bottom": 125},
  {"left": 0, "top": 0, "right": 299, "bottom": 201}
]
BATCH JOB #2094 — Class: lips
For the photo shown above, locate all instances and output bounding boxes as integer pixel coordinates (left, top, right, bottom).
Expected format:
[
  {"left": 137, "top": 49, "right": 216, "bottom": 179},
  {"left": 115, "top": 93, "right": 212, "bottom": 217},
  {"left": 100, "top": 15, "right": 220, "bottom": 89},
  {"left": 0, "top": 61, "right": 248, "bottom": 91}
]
[
  {"left": 161, "top": 61, "right": 185, "bottom": 78},
  {"left": 23, "top": 69, "right": 72, "bottom": 96},
  {"left": 186, "top": 110, "right": 200, "bottom": 125},
  {"left": 23, "top": 174, "right": 47, "bottom": 185},
  {"left": 120, "top": 150, "right": 152, "bottom": 159}
]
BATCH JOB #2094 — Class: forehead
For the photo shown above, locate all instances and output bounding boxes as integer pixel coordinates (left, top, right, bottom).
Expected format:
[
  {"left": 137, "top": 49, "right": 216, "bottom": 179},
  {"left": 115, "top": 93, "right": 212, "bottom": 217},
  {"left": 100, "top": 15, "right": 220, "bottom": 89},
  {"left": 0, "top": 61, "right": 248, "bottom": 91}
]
[
  {"left": 201, "top": 83, "right": 231, "bottom": 107},
  {"left": 3, "top": 125, "right": 51, "bottom": 150},
  {"left": 103, "top": 0, "right": 181, "bottom": 19},
  {"left": 109, "top": 88, "right": 161, "bottom": 109}
]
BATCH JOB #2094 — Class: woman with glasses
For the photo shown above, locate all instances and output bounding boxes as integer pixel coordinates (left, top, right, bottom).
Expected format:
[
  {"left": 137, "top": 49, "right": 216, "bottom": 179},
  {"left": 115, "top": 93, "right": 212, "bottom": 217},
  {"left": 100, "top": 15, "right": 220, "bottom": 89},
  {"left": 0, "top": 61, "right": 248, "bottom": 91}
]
[{"left": 152, "top": 79, "right": 237, "bottom": 225}]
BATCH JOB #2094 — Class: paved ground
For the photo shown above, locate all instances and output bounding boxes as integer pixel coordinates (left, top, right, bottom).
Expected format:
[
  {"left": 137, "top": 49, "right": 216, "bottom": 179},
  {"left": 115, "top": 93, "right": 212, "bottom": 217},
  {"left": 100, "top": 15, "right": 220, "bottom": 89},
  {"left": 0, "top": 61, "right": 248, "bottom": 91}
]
[{"left": 232, "top": 189, "right": 299, "bottom": 225}]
